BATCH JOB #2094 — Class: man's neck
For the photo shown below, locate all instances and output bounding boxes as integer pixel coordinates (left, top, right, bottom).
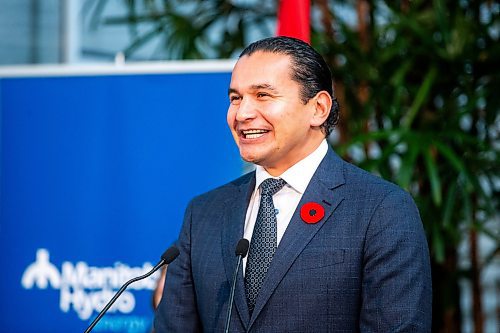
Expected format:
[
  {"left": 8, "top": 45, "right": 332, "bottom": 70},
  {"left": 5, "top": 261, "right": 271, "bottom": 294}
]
[{"left": 262, "top": 138, "right": 326, "bottom": 177}]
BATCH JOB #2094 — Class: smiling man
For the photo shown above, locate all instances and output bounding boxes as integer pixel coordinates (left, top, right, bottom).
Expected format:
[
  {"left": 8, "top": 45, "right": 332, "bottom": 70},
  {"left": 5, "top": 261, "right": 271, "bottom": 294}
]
[
  {"left": 227, "top": 50, "right": 332, "bottom": 176},
  {"left": 155, "top": 37, "right": 432, "bottom": 332}
]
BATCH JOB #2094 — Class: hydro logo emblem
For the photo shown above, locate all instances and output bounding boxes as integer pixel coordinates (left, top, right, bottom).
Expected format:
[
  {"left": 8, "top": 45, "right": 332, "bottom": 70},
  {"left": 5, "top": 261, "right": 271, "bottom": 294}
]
[{"left": 21, "top": 249, "right": 159, "bottom": 320}]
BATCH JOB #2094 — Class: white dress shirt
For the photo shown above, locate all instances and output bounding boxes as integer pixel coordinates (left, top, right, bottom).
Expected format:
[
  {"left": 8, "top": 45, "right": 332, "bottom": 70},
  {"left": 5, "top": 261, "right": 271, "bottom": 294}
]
[{"left": 242, "top": 139, "right": 328, "bottom": 273}]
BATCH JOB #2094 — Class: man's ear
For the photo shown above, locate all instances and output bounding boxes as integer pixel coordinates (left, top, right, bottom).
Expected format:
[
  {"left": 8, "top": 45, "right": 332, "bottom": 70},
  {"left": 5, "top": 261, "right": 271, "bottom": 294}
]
[{"left": 310, "top": 91, "right": 332, "bottom": 127}]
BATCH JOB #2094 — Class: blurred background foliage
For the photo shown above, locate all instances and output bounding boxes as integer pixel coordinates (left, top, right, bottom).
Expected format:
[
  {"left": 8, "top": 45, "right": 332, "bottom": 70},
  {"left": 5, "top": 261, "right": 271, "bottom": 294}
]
[
  {"left": 87, "top": 0, "right": 499, "bottom": 331},
  {"left": 316, "top": 2, "right": 499, "bottom": 332}
]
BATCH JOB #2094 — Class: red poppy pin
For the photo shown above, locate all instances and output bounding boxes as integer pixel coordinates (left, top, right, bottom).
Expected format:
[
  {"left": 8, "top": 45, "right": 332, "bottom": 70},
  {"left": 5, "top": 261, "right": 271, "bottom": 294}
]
[{"left": 300, "top": 202, "right": 325, "bottom": 224}]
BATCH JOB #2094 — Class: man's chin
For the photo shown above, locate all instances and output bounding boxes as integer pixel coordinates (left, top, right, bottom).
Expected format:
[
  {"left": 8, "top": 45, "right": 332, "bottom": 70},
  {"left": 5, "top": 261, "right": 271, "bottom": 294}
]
[
  {"left": 239, "top": 150, "right": 264, "bottom": 165},
  {"left": 240, "top": 155, "right": 261, "bottom": 165},
  {"left": 238, "top": 146, "right": 279, "bottom": 168}
]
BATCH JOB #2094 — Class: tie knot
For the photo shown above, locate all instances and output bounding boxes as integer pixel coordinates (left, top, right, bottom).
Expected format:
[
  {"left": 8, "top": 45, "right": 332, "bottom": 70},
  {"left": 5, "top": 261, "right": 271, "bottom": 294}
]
[{"left": 260, "top": 178, "right": 287, "bottom": 197}]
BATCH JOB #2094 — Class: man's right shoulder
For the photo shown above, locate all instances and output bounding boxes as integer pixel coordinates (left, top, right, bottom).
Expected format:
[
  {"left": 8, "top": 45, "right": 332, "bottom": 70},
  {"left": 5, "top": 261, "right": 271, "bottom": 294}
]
[{"left": 189, "top": 171, "right": 255, "bottom": 206}]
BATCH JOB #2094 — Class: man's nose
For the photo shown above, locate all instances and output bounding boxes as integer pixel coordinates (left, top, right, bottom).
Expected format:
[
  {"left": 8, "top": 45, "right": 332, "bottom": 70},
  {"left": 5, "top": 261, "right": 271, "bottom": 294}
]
[{"left": 235, "top": 97, "right": 258, "bottom": 121}]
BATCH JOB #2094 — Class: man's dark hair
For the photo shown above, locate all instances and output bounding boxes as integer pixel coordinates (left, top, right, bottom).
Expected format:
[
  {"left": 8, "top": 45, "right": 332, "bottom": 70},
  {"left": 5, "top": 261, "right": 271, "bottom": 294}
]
[{"left": 239, "top": 36, "right": 339, "bottom": 136}]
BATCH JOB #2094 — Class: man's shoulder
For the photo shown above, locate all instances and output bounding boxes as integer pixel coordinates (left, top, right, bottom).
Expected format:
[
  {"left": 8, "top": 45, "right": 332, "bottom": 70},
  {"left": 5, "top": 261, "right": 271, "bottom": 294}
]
[
  {"left": 190, "top": 171, "right": 255, "bottom": 206},
  {"left": 334, "top": 154, "right": 422, "bottom": 228},
  {"left": 335, "top": 153, "right": 410, "bottom": 200}
]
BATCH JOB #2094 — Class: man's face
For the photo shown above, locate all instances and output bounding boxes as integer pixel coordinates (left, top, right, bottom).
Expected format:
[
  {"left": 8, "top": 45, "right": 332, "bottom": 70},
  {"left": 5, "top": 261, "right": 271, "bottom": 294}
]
[{"left": 227, "top": 51, "right": 323, "bottom": 176}]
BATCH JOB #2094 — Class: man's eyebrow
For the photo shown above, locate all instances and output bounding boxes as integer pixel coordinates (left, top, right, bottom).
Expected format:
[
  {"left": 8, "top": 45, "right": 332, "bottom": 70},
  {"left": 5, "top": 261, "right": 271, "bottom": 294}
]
[
  {"left": 228, "top": 84, "right": 278, "bottom": 96},
  {"left": 250, "top": 84, "right": 277, "bottom": 91}
]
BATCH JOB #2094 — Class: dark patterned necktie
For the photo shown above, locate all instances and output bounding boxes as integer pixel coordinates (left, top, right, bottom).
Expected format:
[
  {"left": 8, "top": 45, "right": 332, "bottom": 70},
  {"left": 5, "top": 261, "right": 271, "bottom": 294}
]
[{"left": 245, "top": 178, "right": 287, "bottom": 314}]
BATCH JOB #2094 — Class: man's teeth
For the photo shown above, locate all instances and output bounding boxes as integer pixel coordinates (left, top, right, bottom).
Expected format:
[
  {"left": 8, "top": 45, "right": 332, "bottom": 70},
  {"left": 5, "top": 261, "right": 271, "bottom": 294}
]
[
  {"left": 242, "top": 129, "right": 268, "bottom": 139},
  {"left": 247, "top": 133, "right": 264, "bottom": 139}
]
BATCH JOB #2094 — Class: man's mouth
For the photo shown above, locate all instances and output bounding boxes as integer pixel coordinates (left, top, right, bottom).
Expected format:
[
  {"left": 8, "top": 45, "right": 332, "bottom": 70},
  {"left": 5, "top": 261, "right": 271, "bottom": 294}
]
[{"left": 241, "top": 129, "right": 269, "bottom": 139}]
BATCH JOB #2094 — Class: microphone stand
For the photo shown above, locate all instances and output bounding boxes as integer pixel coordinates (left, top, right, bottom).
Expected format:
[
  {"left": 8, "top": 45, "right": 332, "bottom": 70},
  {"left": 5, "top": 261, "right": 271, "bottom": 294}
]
[
  {"left": 84, "top": 246, "right": 179, "bottom": 333},
  {"left": 224, "top": 239, "right": 249, "bottom": 333}
]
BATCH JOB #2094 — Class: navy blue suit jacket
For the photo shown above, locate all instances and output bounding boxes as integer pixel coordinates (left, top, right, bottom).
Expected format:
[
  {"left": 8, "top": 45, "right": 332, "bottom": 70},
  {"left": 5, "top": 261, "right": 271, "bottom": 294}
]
[{"left": 155, "top": 148, "right": 432, "bottom": 332}]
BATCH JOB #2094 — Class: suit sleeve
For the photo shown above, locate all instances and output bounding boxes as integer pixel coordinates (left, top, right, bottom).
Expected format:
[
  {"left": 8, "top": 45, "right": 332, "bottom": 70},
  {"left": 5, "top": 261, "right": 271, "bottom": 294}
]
[
  {"left": 154, "top": 199, "right": 202, "bottom": 333},
  {"left": 360, "top": 190, "right": 432, "bottom": 332}
]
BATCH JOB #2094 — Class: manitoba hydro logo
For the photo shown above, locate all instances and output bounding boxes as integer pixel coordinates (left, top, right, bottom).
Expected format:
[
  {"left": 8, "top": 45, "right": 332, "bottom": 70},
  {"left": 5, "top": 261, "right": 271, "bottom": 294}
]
[{"left": 21, "top": 249, "right": 159, "bottom": 322}]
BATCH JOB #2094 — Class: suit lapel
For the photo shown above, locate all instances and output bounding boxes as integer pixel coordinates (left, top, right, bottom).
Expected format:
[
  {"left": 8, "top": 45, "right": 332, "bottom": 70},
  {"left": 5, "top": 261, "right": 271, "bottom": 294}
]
[
  {"left": 221, "top": 172, "right": 255, "bottom": 329},
  {"left": 248, "top": 149, "right": 346, "bottom": 329}
]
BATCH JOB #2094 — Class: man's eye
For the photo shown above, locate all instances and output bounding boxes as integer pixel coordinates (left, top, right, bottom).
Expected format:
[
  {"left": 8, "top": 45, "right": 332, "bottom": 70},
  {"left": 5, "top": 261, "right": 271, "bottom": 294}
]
[
  {"left": 229, "top": 96, "right": 241, "bottom": 104},
  {"left": 257, "top": 92, "right": 269, "bottom": 98}
]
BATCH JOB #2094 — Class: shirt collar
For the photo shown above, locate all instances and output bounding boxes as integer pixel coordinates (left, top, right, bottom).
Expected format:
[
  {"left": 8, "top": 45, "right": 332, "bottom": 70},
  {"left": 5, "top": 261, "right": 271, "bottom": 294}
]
[{"left": 255, "top": 139, "right": 328, "bottom": 194}]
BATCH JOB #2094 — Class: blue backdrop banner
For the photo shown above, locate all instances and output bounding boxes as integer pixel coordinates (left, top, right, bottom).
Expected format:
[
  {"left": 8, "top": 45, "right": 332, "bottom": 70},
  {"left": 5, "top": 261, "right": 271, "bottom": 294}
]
[{"left": 0, "top": 67, "right": 242, "bottom": 333}]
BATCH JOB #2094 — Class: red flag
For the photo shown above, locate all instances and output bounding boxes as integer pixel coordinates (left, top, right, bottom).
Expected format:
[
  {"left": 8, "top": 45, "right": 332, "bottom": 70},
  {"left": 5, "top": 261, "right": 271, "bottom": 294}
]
[{"left": 276, "top": 0, "right": 311, "bottom": 44}]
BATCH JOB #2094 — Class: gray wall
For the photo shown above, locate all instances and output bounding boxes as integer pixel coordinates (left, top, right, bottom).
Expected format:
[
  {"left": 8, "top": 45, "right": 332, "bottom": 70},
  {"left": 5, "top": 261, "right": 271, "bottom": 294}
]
[{"left": 0, "top": 0, "right": 60, "bottom": 65}]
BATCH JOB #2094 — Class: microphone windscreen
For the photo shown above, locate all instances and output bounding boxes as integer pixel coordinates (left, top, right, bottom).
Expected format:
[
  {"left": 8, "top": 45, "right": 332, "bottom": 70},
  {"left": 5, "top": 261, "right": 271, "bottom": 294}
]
[
  {"left": 235, "top": 238, "right": 250, "bottom": 258},
  {"left": 161, "top": 245, "right": 180, "bottom": 264}
]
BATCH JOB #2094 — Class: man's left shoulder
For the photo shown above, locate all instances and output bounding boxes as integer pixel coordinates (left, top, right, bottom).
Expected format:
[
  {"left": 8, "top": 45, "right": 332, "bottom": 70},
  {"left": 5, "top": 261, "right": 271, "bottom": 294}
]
[
  {"left": 321, "top": 150, "right": 419, "bottom": 225},
  {"left": 334, "top": 153, "right": 409, "bottom": 200}
]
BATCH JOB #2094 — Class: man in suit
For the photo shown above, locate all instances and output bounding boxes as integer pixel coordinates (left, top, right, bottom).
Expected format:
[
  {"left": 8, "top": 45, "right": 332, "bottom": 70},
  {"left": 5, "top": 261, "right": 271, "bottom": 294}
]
[{"left": 154, "top": 36, "right": 432, "bottom": 332}]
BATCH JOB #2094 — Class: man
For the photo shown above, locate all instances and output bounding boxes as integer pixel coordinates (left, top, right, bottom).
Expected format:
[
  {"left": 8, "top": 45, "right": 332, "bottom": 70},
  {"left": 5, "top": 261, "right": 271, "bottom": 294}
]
[{"left": 155, "top": 36, "right": 432, "bottom": 332}]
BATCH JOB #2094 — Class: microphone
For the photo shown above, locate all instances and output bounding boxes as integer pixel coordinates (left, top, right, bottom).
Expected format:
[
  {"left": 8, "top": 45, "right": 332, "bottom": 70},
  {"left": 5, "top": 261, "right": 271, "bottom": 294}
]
[
  {"left": 224, "top": 238, "right": 249, "bottom": 333},
  {"left": 84, "top": 245, "right": 180, "bottom": 333}
]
